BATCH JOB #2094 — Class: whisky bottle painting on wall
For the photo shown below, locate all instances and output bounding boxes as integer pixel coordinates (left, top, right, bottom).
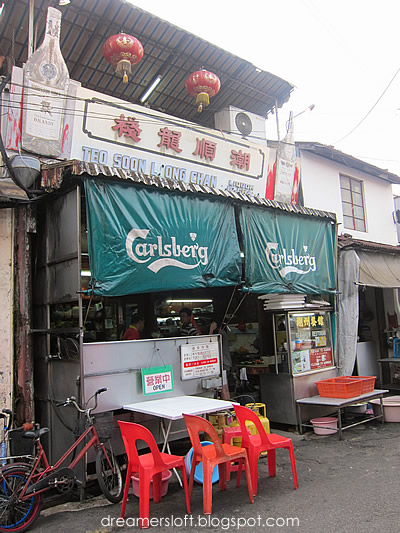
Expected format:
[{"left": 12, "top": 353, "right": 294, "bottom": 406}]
[{"left": 22, "top": 7, "right": 70, "bottom": 157}]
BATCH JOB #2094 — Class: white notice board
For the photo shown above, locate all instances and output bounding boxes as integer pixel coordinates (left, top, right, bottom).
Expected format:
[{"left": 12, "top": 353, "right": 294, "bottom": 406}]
[{"left": 180, "top": 341, "right": 220, "bottom": 380}]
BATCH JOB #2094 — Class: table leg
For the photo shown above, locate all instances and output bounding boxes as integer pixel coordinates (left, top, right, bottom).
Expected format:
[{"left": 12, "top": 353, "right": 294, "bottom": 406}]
[
  {"left": 379, "top": 395, "right": 384, "bottom": 424},
  {"left": 160, "top": 419, "right": 182, "bottom": 487},
  {"left": 297, "top": 403, "right": 303, "bottom": 435},
  {"left": 337, "top": 407, "right": 343, "bottom": 440},
  {"left": 160, "top": 419, "right": 172, "bottom": 453}
]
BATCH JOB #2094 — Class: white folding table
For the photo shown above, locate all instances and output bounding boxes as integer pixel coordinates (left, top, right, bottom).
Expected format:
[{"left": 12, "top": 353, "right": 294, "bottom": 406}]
[{"left": 123, "top": 395, "right": 237, "bottom": 485}]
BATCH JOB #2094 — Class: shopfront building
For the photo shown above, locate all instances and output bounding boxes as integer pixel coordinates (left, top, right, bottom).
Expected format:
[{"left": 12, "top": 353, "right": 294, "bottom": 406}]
[
  {"left": 2, "top": 64, "right": 336, "bottom": 459},
  {"left": 30, "top": 151, "right": 337, "bottom": 459}
]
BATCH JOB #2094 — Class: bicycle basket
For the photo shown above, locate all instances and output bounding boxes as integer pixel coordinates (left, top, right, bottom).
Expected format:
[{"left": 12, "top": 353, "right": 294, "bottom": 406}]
[
  {"left": 9, "top": 428, "right": 35, "bottom": 457},
  {"left": 94, "top": 411, "right": 114, "bottom": 441}
]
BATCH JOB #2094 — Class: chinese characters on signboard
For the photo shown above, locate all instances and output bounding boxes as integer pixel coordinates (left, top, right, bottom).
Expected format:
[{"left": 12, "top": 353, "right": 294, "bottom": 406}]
[
  {"left": 112, "top": 114, "right": 142, "bottom": 142},
  {"left": 111, "top": 114, "right": 251, "bottom": 171},
  {"left": 296, "top": 315, "right": 324, "bottom": 329},
  {"left": 70, "top": 87, "right": 270, "bottom": 195},
  {"left": 180, "top": 342, "right": 220, "bottom": 380},
  {"left": 141, "top": 365, "right": 174, "bottom": 395}
]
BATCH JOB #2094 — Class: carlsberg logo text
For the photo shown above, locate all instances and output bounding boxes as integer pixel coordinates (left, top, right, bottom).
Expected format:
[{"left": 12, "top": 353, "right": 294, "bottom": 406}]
[
  {"left": 266, "top": 242, "right": 316, "bottom": 277},
  {"left": 126, "top": 229, "right": 208, "bottom": 273}
]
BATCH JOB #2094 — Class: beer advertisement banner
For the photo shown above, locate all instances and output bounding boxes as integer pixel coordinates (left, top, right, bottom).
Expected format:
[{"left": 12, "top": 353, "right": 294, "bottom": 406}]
[
  {"left": 85, "top": 179, "right": 242, "bottom": 295},
  {"left": 239, "top": 205, "right": 336, "bottom": 294}
]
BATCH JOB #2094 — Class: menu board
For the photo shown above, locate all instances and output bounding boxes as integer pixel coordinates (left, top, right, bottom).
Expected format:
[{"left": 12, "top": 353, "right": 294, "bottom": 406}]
[
  {"left": 309, "top": 347, "right": 333, "bottom": 370},
  {"left": 288, "top": 311, "right": 334, "bottom": 374},
  {"left": 180, "top": 342, "right": 220, "bottom": 380}
]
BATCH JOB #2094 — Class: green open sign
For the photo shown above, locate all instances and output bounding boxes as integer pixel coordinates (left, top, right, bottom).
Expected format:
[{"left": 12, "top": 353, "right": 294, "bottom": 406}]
[{"left": 141, "top": 365, "right": 174, "bottom": 396}]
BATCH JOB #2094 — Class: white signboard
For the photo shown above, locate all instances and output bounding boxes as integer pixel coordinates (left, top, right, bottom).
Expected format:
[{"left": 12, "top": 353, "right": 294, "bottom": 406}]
[
  {"left": 180, "top": 342, "right": 220, "bottom": 380},
  {"left": 274, "top": 141, "right": 296, "bottom": 203},
  {"left": 6, "top": 71, "right": 272, "bottom": 197},
  {"left": 68, "top": 87, "right": 270, "bottom": 197}
]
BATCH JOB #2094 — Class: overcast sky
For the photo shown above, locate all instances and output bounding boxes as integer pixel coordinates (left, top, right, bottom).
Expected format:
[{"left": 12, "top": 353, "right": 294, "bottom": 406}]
[{"left": 128, "top": 0, "right": 400, "bottom": 183}]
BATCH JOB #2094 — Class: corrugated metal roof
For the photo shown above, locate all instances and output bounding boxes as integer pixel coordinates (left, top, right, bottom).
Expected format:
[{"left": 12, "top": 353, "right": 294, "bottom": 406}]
[
  {"left": 338, "top": 234, "right": 400, "bottom": 254},
  {"left": 41, "top": 159, "right": 336, "bottom": 221},
  {"left": 1, "top": 0, "right": 294, "bottom": 129}
]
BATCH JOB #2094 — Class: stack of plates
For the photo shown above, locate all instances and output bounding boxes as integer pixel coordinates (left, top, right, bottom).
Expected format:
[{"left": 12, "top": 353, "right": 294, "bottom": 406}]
[{"left": 258, "top": 293, "right": 306, "bottom": 310}]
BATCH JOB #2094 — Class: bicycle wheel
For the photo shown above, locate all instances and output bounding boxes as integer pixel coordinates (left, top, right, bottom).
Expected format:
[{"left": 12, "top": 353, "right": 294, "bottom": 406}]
[
  {"left": 95, "top": 446, "right": 123, "bottom": 503},
  {"left": 0, "top": 466, "right": 41, "bottom": 532}
]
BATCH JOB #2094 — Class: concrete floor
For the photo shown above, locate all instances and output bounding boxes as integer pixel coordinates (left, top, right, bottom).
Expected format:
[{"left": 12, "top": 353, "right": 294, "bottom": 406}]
[{"left": 24, "top": 420, "right": 400, "bottom": 532}]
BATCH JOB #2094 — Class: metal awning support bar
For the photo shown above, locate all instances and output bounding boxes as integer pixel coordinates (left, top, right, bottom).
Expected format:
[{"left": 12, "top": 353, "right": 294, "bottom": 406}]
[{"left": 84, "top": 368, "right": 140, "bottom": 378}]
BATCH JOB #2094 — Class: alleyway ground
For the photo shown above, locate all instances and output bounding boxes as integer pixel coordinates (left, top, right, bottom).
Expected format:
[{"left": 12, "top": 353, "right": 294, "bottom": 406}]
[{"left": 30, "top": 421, "right": 399, "bottom": 533}]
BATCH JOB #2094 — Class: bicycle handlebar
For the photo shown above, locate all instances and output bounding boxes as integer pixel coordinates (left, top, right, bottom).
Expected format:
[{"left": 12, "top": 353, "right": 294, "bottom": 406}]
[
  {"left": 56, "top": 388, "right": 108, "bottom": 419},
  {"left": 1, "top": 408, "right": 14, "bottom": 430}
]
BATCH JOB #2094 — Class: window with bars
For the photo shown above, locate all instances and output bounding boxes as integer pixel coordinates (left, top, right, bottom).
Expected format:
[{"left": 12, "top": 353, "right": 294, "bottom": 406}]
[{"left": 340, "top": 175, "right": 366, "bottom": 232}]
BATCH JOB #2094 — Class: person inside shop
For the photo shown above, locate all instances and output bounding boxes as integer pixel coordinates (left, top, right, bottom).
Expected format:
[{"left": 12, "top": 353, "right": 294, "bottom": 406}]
[
  {"left": 179, "top": 307, "right": 203, "bottom": 336},
  {"left": 123, "top": 313, "right": 144, "bottom": 340}
]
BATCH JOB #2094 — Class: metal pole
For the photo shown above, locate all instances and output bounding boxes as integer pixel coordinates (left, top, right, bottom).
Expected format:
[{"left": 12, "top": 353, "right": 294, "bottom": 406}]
[
  {"left": 28, "top": 0, "right": 34, "bottom": 58},
  {"left": 274, "top": 99, "right": 280, "bottom": 143}
]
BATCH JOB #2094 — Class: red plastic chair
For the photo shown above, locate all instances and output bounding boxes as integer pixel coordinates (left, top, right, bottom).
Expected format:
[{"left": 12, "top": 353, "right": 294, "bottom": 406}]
[
  {"left": 118, "top": 421, "right": 190, "bottom": 529},
  {"left": 222, "top": 425, "right": 244, "bottom": 481},
  {"left": 234, "top": 405, "right": 298, "bottom": 495},
  {"left": 183, "top": 413, "right": 254, "bottom": 515}
]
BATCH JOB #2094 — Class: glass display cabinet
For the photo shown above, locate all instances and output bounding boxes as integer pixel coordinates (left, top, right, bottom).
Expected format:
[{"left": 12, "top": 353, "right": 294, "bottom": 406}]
[{"left": 259, "top": 308, "right": 337, "bottom": 425}]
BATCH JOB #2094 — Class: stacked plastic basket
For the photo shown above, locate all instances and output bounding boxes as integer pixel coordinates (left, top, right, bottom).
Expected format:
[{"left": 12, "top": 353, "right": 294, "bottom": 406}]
[{"left": 316, "top": 376, "right": 376, "bottom": 398}]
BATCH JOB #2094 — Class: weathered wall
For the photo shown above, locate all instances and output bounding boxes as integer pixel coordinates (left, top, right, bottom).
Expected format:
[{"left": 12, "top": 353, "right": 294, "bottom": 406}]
[
  {"left": 0, "top": 208, "right": 13, "bottom": 409},
  {"left": 300, "top": 150, "right": 398, "bottom": 245}
]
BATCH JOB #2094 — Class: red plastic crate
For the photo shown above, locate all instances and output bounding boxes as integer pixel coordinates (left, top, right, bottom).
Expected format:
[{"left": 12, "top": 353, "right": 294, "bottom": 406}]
[
  {"left": 316, "top": 377, "right": 363, "bottom": 398},
  {"left": 351, "top": 376, "right": 376, "bottom": 394}
]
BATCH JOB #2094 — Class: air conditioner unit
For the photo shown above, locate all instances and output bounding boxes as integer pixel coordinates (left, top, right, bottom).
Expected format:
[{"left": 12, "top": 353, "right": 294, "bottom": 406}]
[{"left": 214, "top": 106, "right": 267, "bottom": 144}]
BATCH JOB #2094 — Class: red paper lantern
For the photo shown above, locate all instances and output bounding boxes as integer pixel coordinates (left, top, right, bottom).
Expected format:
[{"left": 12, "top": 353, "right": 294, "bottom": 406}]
[
  {"left": 102, "top": 33, "right": 143, "bottom": 84},
  {"left": 186, "top": 70, "right": 221, "bottom": 112}
]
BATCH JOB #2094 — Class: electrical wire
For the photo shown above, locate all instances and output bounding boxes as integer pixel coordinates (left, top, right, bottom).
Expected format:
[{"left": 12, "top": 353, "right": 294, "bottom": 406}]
[
  {"left": 0, "top": 77, "right": 59, "bottom": 202},
  {"left": 2, "top": 79, "right": 268, "bottom": 137},
  {"left": 335, "top": 67, "right": 400, "bottom": 145},
  {"left": 0, "top": 74, "right": 32, "bottom": 196},
  {"left": 3, "top": 79, "right": 222, "bottom": 129}
]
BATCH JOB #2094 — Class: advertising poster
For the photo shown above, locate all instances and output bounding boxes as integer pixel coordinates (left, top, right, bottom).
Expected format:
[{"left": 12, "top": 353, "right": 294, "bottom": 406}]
[{"left": 292, "top": 350, "right": 311, "bottom": 374}]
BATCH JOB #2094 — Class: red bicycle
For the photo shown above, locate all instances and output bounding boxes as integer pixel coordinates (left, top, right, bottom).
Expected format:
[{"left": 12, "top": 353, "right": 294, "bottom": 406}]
[{"left": 0, "top": 388, "right": 123, "bottom": 532}]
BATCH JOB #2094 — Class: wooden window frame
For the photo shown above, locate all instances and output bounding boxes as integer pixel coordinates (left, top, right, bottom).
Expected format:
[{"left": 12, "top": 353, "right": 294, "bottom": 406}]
[{"left": 340, "top": 174, "right": 366, "bottom": 232}]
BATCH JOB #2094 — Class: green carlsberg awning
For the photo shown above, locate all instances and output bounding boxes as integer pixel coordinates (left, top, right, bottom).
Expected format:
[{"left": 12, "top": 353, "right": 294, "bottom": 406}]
[
  {"left": 239, "top": 205, "right": 336, "bottom": 294},
  {"left": 85, "top": 179, "right": 242, "bottom": 296}
]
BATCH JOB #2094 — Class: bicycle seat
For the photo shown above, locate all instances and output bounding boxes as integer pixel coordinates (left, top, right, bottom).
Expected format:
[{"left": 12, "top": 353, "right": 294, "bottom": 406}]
[{"left": 22, "top": 427, "right": 49, "bottom": 439}]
